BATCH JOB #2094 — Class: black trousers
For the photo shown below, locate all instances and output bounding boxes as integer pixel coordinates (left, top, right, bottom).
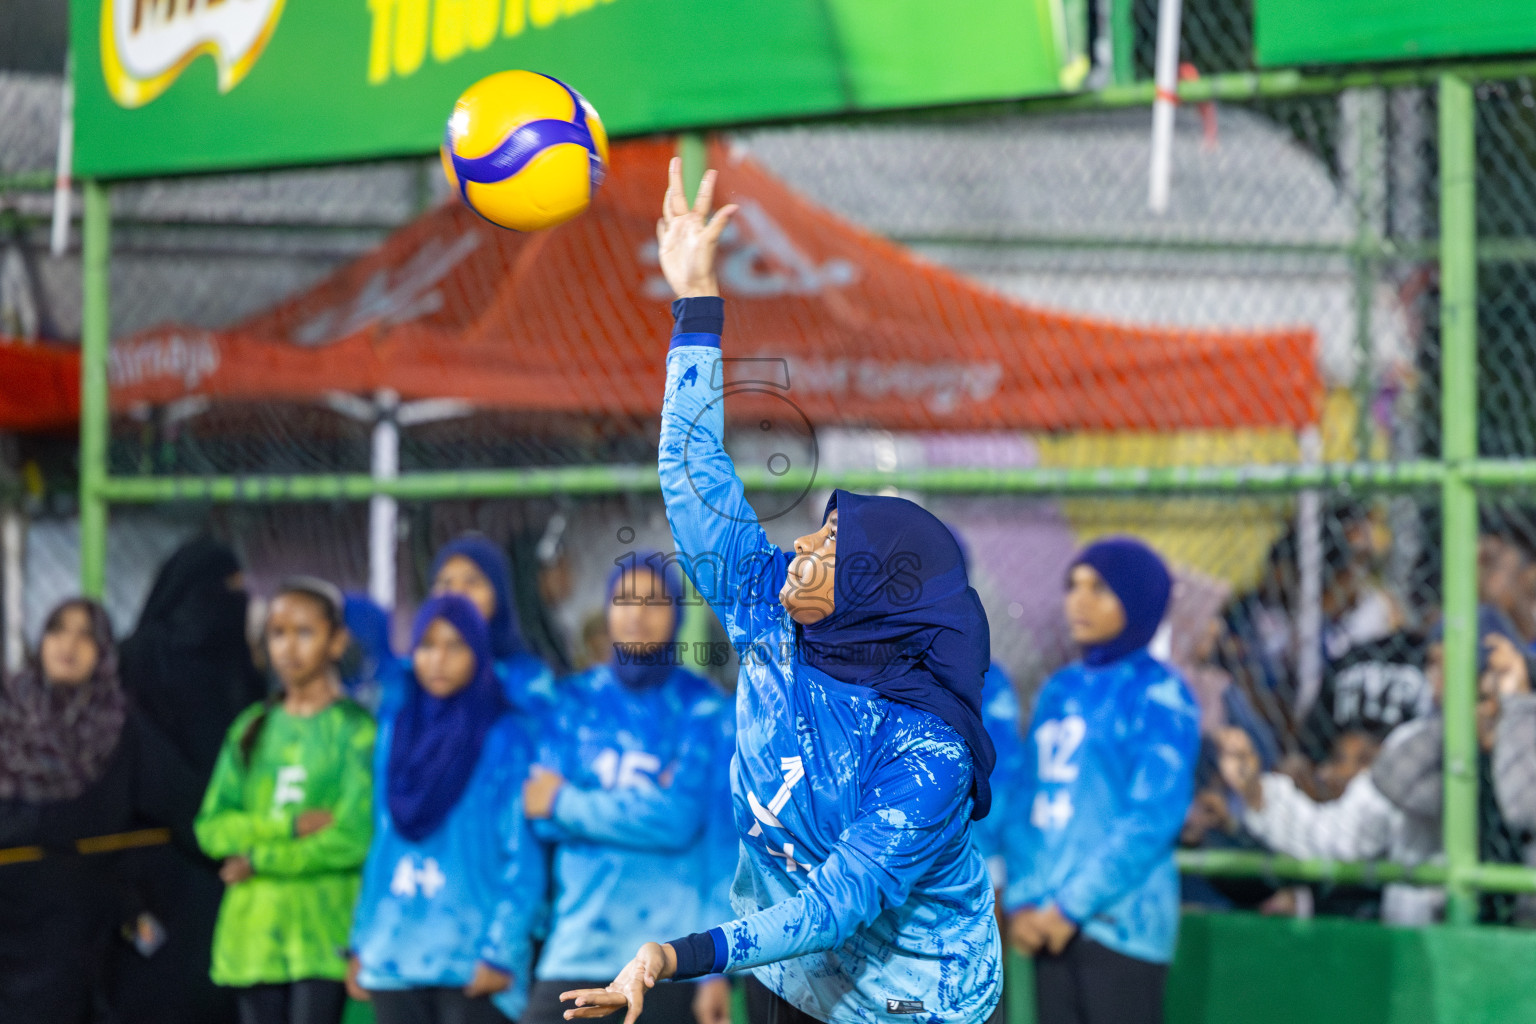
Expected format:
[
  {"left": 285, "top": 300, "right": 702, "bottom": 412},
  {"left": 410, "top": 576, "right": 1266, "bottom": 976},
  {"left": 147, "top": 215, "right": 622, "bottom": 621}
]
[
  {"left": 522, "top": 978, "right": 698, "bottom": 1024},
  {"left": 1034, "top": 938, "right": 1167, "bottom": 1024},
  {"left": 370, "top": 987, "right": 512, "bottom": 1024},
  {"left": 744, "top": 977, "right": 823, "bottom": 1024},
  {"left": 234, "top": 981, "right": 348, "bottom": 1024}
]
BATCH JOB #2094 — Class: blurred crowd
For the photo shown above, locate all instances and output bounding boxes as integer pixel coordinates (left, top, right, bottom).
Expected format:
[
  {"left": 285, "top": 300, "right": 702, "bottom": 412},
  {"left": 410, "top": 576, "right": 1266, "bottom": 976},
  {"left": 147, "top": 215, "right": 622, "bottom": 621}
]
[
  {"left": 1173, "top": 506, "right": 1536, "bottom": 926},
  {"left": 1, "top": 506, "right": 1528, "bottom": 1024}
]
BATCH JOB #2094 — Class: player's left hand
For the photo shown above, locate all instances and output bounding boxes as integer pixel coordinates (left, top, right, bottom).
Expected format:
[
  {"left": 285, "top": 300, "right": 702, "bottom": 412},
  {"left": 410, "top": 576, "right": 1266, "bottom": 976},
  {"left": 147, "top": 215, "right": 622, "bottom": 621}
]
[
  {"left": 464, "top": 962, "right": 512, "bottom": 998},
  {"left": 524, "top": 767, "right": 566, "bottom": 819},
  {"left": 562, "top": 941, "right": 674, "bottom": 1024},
  {"left": 1035, "top": 905, "right": 1078, "bottom": 956},
  {"left": 219, "top": 855, "right": 254, "bottom": 885},
  {"left": 693, "top": 976, "right": 732, "bottom": 1024}
]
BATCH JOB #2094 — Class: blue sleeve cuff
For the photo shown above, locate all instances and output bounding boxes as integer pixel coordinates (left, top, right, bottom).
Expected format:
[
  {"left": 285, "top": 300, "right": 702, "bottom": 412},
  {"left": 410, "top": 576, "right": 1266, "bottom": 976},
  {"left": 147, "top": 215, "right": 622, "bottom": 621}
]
[
  {"left": 709, "top": 927, "right": 729, "bottom": 974},
  {"left": 670, "top": 297, "right": 724, "bottom": 349},
  {"left": 666, "top": 928, "right": 729, "bottom": 980}
]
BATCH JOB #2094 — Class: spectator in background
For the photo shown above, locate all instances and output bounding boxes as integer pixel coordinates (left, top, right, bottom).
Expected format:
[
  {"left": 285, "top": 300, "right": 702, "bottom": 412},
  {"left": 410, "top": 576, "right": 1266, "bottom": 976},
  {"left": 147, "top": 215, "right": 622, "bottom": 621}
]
[
  {"left": 1178, "top": 732, "right": 1283, "bottom": 914},
  {"left": 1479, "top": 526, "right": 1536, "bottom": 648},
  {"left": 115, "top": 537, "right": 265, "bottom": 1024},
  {"left": 1005, "top": 538, "right": 1200, "bottom": 1024},
  {"left": 349, "top": 595, "right": 544, "bottom": 1024},
  {"left": 0, "top": 598, "right": 200, "bottom": 1024},
  {"left": 196, "top": 578, "right": 375, "bottom": 1024},
  {"left": 1322, "top": 507, "right": 1404, "bottom": 664},
  {"left": 1299, "top": 630, "right": 1433, "bottom": 765},
  {"left": 1220, "top": 606, "right": 1536, "bottom": 925},
  {"left": 429, "top": 535, "right": 555, "bottom": 715},
  {"left": 520, "top": 555, "right": 727, "bottom": 1024}
]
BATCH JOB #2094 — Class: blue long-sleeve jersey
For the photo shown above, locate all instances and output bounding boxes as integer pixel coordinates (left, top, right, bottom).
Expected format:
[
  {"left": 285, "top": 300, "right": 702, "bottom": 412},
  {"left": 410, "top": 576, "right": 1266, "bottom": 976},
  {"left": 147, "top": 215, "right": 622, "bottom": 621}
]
[
  {"left": 532, "top": 663, "right": 728, "bottom": 979},
  {"left": 699, "top": 691, "right": 741, "bottom": 930},
  {"left": 351, "top": 706, "right": 545, "bottom": 1020},
  {"left": 972, "top": 663, "right": 1024, "bottom": 887},
  {"left": 661, "top": 316, "right": 1002, "bottom": 1024},
  {"left": 1003, "top": 650, "right": 1200, "bottom": 964}
]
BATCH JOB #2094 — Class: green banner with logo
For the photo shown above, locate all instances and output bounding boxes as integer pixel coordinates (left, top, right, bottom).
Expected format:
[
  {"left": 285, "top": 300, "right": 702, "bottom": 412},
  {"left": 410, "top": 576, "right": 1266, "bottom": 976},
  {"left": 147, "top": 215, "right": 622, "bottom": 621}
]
[
  {"left": 72, "top": 0, "right": 1089, "bottom": 179},
  {"left": 1256, "top": 0, "right": 1536, "bottom": 67}
]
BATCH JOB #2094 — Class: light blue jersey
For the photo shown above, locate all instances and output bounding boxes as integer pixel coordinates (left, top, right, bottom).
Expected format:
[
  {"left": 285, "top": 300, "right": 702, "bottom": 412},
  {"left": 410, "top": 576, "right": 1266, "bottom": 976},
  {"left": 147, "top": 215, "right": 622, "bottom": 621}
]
[
  {"left": 661, "top": 334, "right": 1002, "bottom": 1024},
  {"left": 351, "top": 709, "right": 544, "bottom": 1020},
  {"left": 1003, "top": 651, "right": 1200, "bottom": 964},
  {"left": 700, "top": 695, "right": 741, "bottom": 929},
  {"left": 972, "top": 663, "right": 1025, "bottom": 887},
  {"left": 532, "top": 663, "right": 727, "bottom": 979}
]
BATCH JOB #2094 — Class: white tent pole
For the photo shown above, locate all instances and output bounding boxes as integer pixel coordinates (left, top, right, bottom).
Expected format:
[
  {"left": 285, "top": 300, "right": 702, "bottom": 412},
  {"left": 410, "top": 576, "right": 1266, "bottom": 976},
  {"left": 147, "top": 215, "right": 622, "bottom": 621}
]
[
  {"left": 1147, "top": 0, "right": 1183, "bottom": 213},
  {"left": 1295, "top": 426, "right": 1324, "bottom": 716},
  {"left": 369, "top": 390, "right": 400, "bottom": 610},
  {"left": 2, "top": 508, "right": 24, "bottom": 675},
  {"left": 51, "top": 55, "right": 74, "bottom": 258}
]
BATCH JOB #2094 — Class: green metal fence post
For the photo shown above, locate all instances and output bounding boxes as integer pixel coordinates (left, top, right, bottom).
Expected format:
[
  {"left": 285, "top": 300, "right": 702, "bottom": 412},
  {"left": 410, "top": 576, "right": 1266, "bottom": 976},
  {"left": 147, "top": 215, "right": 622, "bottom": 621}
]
[
  {"left": 1109, "top": 0, "right": 1135, "bottom": 85},
  {"left": 1438, "top": 72, "right": 1480, "bottom": 925},
  {"left": 79, "top": 181, "right": 110, "bottom": 600},
  {"left": 679, "top": 133, "right": 707, "bottom": 206}
]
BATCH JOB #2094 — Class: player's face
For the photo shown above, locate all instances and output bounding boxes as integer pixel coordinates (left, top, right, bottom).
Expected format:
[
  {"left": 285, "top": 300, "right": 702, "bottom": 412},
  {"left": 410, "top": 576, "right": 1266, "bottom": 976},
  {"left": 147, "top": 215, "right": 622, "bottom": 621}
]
[
  {"left": 433, "top": 555, "right": 497, "bottom": 622},
  {"left": 413, "top": 618, "right": 478, "bottom": 698},
  {"left": 782, "top": 509, "right": 837, "bottom": 625},
  {"left": 608, "top": 567, "right": 677, "bottom": 648},
  {"left": 40, "top": 605, "right": 100, "bottom": 687},
  {"left": 1064, "top": 564, "right": 1127, "bottom": 646},
  {"left": 266, "top": 593, "right": 346, "bottom": 692}
]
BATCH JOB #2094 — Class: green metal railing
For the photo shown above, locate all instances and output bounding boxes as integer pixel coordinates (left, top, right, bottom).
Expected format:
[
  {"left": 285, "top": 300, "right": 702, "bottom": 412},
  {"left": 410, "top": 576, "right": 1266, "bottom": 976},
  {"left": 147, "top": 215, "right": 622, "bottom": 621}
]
[{"left": 60, "top": 66, "right": 1535, "bottom": 906}]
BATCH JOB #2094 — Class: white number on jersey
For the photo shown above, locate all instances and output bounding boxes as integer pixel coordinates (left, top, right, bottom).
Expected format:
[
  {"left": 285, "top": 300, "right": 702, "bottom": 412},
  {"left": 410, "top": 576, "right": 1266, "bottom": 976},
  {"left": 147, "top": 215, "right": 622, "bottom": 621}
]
[
  {"left": 390, "top": 855, "right": 447, "bottom": 898},
  {"left": 274, "top": 765, "right": 307, "bottom": 809},
  {"left": 1031, "top": 790, "right": 1075, "bottom": 829},
  {"left": 748, "top": 756, "right": 814, "bottom": 872},
  {"left": 1035, "top": 716, "right": 1086, "bottom": 783},
  {"left": 592, "top": 749, "right": 663, "bottom": 790}
]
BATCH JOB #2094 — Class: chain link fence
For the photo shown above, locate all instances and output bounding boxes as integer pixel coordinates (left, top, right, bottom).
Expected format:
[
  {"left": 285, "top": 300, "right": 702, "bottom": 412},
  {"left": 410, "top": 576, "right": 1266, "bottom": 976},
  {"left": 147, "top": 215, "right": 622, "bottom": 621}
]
[{"left": 6, "top": 52, "right": 1536, "bottom": 925}]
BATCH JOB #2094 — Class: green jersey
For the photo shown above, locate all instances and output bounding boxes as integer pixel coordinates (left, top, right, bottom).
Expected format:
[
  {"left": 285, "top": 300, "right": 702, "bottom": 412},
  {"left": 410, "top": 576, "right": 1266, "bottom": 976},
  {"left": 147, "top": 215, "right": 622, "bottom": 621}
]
[{"left": 196, "top": 698, "right": 376, "bottom": 986}]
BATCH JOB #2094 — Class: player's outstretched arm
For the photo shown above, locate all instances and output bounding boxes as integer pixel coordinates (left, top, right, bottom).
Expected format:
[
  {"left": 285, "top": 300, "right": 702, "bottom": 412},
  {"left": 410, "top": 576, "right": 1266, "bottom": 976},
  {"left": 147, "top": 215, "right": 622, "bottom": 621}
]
[{"left": 656, "top": 160, "right": 786, "bottom": 647}]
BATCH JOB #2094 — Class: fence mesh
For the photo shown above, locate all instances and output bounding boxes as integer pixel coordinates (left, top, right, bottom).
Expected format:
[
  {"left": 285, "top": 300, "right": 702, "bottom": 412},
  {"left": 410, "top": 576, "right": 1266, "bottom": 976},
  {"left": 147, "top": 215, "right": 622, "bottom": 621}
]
[{"left": 7, "top": 58, "right": 1536, "bottom": 923}]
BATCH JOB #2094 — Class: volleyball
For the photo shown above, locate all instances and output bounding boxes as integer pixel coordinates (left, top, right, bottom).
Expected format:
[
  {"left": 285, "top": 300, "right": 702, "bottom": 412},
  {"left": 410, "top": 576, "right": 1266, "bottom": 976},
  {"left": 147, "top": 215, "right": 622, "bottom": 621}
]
[{"left": 440, "top": 70, "right": 609, "bottom": 232}]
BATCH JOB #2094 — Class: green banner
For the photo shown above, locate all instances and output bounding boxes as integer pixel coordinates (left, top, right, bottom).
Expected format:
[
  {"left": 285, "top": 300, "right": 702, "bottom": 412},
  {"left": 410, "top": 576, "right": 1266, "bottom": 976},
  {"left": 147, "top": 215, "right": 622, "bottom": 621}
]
[
  {"left": 72, "top": 0, "right": 1089, "bottom": 179},
  {"left": 1256, "top": 0, "right": 1536, "bottom": 67}
]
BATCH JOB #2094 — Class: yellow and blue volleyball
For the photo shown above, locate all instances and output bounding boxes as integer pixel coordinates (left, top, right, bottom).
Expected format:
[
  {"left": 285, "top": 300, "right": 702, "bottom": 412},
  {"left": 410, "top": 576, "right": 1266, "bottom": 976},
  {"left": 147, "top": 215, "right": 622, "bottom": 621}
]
[{"left": 440, "top": 70, "right": 609, "bottom": 232}]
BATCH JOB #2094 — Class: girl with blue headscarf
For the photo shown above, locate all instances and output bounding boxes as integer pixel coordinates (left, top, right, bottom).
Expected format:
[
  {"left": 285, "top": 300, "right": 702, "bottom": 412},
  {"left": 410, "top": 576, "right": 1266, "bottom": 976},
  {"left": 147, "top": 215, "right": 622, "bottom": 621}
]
[
  {"left": 429, "top": 536, "right": 555, "bottom": 715},
  {"left": 562, "top": 162, "right": 1001, "bottom": 1024},
  {"left": 518, "top": 553, "right": 729, "bottom": 1024},
  {"left": 349, "top": 595, "right": 545, "bottom": 1024},
  {"left": 1003, "top": 537, "right": 1201, "bottom": 1024}
]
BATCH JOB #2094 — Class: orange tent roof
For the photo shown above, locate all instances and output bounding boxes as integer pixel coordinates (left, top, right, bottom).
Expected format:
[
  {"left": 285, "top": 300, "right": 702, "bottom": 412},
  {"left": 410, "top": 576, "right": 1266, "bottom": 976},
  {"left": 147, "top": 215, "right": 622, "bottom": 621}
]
[
  {"left": 110, "top": 139, "right": 1320, "bottom": 432},
  {"left": 0, "top": 340, "right": 80, "bottom": 432}
]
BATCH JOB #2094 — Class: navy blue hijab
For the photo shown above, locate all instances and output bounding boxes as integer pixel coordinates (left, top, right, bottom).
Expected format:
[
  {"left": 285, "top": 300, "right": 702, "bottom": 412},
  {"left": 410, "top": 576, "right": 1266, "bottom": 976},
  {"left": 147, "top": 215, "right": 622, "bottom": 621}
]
[
  {"left": 798, "top": 491, "right": 996, "bottom": 819},
  {"left": 430, "top": 536, "right": 527, "bottom": 662},
  {"left": 606, "top": 551, "right": 686, "bottom": 691},
  {"left": 1071, "top": 537, "right": 1173, "bottom": 667},
  {"left": 387, "top": 594, "right": 508, "bottom": 842}
]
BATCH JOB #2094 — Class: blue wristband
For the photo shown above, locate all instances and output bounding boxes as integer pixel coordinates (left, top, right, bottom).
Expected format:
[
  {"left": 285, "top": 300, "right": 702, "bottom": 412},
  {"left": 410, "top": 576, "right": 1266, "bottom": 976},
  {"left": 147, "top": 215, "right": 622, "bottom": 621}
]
[
  {"left": 670, "top": 296, "right": 724, "bottom": 349},
  {"left": 667, "top": 928, "right": 729, "bottom": 980}
]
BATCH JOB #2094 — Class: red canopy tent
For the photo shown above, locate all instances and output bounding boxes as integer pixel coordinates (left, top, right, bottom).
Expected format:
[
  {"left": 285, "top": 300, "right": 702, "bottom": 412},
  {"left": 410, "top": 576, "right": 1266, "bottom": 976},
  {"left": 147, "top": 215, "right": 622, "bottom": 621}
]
[
  {"left": 0, "top": 341, "right": 80, "bottom": 432},
  {"left": 107, "top": 139, "right": 1320, "bottom": 433}
]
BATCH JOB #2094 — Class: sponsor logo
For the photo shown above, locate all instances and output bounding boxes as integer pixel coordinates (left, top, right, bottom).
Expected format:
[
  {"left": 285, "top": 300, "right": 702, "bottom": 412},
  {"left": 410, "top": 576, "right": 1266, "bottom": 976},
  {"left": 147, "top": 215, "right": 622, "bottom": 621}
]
[
  {"left": 101, "top": 0, "right": 286, "bottom": 108},
  {"left": 110, "top": 333, "right": 221, "bottom": 391},
  {"left": 886, "top": 1000, "right": 925, "bottom": 1015}
]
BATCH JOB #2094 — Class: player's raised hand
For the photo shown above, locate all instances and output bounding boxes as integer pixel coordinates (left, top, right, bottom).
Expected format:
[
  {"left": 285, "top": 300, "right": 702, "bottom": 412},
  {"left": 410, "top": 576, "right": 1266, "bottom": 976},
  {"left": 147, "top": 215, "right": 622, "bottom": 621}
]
[
  {"left": 657, "top": 158, "right": 738, "bottom": 300},
  {"left": 562, "top": 942, "right": 673, "bottom": 1024}
]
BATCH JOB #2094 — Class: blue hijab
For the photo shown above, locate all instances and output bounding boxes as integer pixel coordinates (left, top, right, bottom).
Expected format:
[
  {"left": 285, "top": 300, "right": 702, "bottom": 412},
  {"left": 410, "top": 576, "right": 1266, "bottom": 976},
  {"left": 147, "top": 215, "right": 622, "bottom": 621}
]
[
  {"left": 798, "top": 491, "right": 996, "bottom": 819},
  {"left": 342, "top": 592, "right": 393, "bottom": 695},
  {"left": 606, "top": 551, "right": 686, "bottom": 691},
  {"left": 430, "top": 536, "right": 526, "bottom": 662},
  {"left": 386, "top": 594, "right": 508, "bottom": 842},
  {"left": 1070, "top": 537, "right": 1173, "bottom": 667}
]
